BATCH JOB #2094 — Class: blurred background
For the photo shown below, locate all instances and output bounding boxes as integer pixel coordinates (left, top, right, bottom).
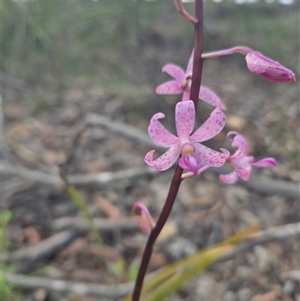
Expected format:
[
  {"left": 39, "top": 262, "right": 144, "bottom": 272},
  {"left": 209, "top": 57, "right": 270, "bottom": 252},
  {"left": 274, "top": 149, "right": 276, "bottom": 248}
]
[{"left": 1, "top": 0, "right": 299, "bottom": 301}]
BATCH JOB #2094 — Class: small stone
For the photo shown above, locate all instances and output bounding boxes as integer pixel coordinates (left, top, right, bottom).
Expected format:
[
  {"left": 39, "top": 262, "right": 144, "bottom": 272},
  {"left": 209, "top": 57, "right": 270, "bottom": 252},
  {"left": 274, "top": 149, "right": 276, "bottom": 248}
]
[
  {"left": 224, "top": 291, "right": 238, "bottom": 301},
  {"left": 283, "top": 280, "right": 295, "bottom": 295},
  {"left": 166, "top": 238, "right": 197, "bottom": 260},
  {"left": 237, "top": 288, "right": 252, "bottom": 301}
]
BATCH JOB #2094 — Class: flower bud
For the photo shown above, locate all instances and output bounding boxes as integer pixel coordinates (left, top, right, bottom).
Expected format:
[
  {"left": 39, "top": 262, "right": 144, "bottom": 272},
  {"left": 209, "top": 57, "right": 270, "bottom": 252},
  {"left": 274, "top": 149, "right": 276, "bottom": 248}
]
[
  {"left": 132, "top": 202, "right": 155, "bottom": 235},
  {"left": 245, "top": 51, "right": 296, "bottom": 83}
]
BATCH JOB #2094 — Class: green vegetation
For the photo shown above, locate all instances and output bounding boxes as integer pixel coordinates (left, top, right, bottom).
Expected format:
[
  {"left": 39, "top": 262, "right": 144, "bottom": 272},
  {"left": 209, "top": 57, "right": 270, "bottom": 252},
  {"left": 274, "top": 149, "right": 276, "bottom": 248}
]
[
  {"left": 3, "top": 1, "right": 298, "bottom": 90},
  {"left": 0, "top": 210, "right": 20, "bottom": 301}
]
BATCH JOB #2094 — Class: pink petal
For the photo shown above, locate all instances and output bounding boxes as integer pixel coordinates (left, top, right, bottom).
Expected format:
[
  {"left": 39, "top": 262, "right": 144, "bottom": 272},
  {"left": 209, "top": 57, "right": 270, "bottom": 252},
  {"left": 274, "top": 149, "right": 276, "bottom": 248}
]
[
  {"left": 178, "top": 155, "right": 202, "bottom": 175},
  {"left": 235, "top": 164, "right": 252, "bottom": 181},
  {"left": 186, "top": 49, "right": 194, "bottom": 74},
  {"left": 181, "top": 90, "right": 190, "bottom": 102},
  {"left": 190, "top": 108, "right": 226, "bottom": 143},
  {"left": 162, "top": 64, "right": 185, "bottom": 82},
  {"left": 132, "top": 202, "right": 155, "bottom": 235},
  {"left": 252, "top": 157, "right": 277, "bottom": 168},
  {"left": 193, "top": 143, "right": 228, "bottom": 167},
  {"left": 227, "top": 132, "right": 248, "bottom": 159},
  {"left": 148, "top": 112, "right": 179, "bottom": 147},
  {"left": 144, "top": 145, "right": 180, "bottom": 171},
  {"left": 199, "top": 86, "right": 226, "bottom": 110},
  {"left": 156, "top": 81, "right": 183, "bottom": 95},
  {"left": 219, "top": 171, "right": 238, "bottom": 184},
  {"left": 175, "top": 100, "right": 195, "bottom": 137},
  {"left": 182, "top": 164, "right": 210, "bottom": 179}
]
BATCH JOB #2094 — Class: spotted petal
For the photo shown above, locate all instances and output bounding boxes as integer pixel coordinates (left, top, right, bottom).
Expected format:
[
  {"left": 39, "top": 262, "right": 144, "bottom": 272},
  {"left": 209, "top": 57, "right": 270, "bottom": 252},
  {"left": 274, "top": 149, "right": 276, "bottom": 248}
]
[
  {"left": 175, "top": 100, "right": 195, "bottom": 137},
  {"left": 162, "top": 64, "right": 185, "bottom": 82},
  {"left": 156, "top": 81, "right": 183, "bottom": 95},
  {"left": 148, "top": 112, "right": 179, "bottom": 147},
  {"left": 193, "top": 143, "right": 228, "bottom": 167},
  {"left": 190, "top": 108, "right": 226, "bottom": 143},
  {"left": 199, "top": 86, "right": 226, "bottom": 110},
  {"left": 144, "top": 145, "right": 180, "bottom": 171}
]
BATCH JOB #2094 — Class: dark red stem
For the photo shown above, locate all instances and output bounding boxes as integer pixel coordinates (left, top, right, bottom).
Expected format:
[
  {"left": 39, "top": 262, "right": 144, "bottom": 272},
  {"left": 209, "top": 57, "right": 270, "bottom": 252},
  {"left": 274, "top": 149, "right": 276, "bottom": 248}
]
[
  {"left": 190, "top": 0, "right": 203, "bottom": 109},
  {"left": 131, "top": 164, "right": 183, "bottom": 301},
  {"left": 131, "top": 1, "right": 204, "bottom": 300}
]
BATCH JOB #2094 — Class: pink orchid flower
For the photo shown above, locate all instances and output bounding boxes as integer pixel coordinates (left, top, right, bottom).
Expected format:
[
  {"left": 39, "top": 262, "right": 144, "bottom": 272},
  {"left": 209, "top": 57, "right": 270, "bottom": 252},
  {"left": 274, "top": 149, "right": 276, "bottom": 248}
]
[
  {"left": 219, "top": 131, "right": 277, "bottom": 184},
  {"left": 132, "top": 202, "right": 155, "bottom": 235},
  {"left": 145, "top": 100, "right": 228, "bottom": 173},
  {"left": 156, "top": 50, "right": 226, "bottom": 110},
  {"left": 245, "top": 51, "right": 296, "bottom": 83}
]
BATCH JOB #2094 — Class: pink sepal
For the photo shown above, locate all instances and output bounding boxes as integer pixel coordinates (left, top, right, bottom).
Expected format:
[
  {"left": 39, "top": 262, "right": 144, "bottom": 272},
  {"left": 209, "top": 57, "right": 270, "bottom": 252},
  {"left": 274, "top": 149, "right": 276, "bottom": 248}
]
[{"left": 132, "top": 202, "right": 155, "bottom": 235}]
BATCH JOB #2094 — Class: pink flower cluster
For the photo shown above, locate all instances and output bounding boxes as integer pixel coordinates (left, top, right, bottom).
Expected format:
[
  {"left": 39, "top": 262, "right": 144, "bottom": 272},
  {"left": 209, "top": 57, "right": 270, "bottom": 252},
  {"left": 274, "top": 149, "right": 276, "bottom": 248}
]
[
  {"left": 144, "top": 50, "right": 283, "bottom": 183},
  {"left": 134, "top": 48, "right": 295, "bottom": 235}
]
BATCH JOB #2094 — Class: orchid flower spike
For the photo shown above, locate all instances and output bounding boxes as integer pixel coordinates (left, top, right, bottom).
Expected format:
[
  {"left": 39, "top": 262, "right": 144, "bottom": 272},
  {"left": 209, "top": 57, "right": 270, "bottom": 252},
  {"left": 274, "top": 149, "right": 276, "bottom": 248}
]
[
  {"left": 219, "top": 131, "right": 277, "bottom": 184},
  {"left": 156, "top": 50, "right": 226, "bottom": 110},
  {"left": 132, "top": 202, "right": 156, "bottom": 235},
  {"left": 245, "top": 51, "right": 296, "bottom": 83},
  {"left": 145, "top": 100, "right": 228, "bottom": 174}
]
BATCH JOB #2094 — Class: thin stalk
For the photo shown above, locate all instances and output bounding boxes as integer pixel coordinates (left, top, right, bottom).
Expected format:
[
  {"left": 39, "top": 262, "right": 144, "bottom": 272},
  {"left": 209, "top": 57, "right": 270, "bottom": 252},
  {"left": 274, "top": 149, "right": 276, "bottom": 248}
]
[
  {"left": 131, "top": 1, "right": 204, "bottom": 300},
  {"left": 132, "top": 164, "right": 183, "bottom": 301},
  {"left": 202, "top": 46, "right": 252, "bottom": 60},
  {"left": 189, "top": 0, "right": 203, "bottom": 110}
]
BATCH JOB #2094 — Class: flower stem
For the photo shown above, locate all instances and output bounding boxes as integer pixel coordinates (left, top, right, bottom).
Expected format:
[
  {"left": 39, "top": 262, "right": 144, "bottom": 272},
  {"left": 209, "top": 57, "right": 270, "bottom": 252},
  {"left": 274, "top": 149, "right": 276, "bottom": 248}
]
[
  {"left": 131, "top": 1, "right": 204, "bottom": 300},
  {"left": 190, "top": 0, "right": 204, "bottom": 111},
  {"left": 202, "top": 46, "right": 252, "bottom": 60},
  {"left": 131, "top": 164, "right": 183, "bottom": 301}
]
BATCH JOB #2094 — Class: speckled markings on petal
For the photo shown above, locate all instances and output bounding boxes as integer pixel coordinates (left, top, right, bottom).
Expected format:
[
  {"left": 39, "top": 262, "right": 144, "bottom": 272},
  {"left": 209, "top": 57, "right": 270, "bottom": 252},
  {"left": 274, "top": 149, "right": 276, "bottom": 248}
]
[
  {"left": 148, "top": 112, "right": 179, "bottom": 147},
  {"left": 199, "top": 86, "right": 226, "bottom": 110},
  {"left": 144, "top": 145, "right": 181, "bottom": 171},
  {"left": 190, "top": 108, "right": 226, "bottom": 143},
  {"left": 193, "top": 143, "right": 228, "bottom": 167},
  {"left": 162, "top": 63, "right": 185, "bottom": 81},
  {"left": 156, "top": 81, "right": 183, "bottom": 95},
  {"left": 175, "top": 100, "right": 195, "bottom": 137}
]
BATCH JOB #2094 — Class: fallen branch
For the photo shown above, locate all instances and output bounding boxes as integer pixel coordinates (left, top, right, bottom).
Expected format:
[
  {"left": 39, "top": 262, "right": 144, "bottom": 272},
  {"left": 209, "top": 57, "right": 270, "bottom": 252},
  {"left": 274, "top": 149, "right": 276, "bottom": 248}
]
[
  {"left": 86, "top": 113, "right": 156, "bottom": 149},
  {"left": 51, "top": 216, "right": 138, "bottom": 232},
  {"left": 1, "top": 161, "right": 157, "bottom": 189},
  {"left": 1, "top": 229, "right": 84, "bottom": 273},
  {"left": 3, "top": 222, "right": 299, "bottom": 299},
  {"left": 2, "top": 272, "right": 133, "bottom": 300},
  {"left": 217, "top": 222, "right": 300, "bottom": 264},
  {"left": 1, "top": 218, "right": 139, "bottom": 267}
]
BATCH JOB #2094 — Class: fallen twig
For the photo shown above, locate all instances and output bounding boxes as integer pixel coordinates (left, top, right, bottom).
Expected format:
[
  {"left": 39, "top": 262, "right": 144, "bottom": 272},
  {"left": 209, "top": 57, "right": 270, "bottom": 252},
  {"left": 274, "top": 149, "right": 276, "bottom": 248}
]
[
  {"left": 2, "top": 271, "right": 133, "bottom": 300},
  {"left": 1, "top": 229, "right": 84, "bottom": 273},
  {"left": 51, "top": 216, "right": 138, "bottom": 232},
  {"left": 1, "top": 161, "right": 157, "bottom": 189},
  {"left": 86, "top": 113, "right": 156, "bottom": 149}
]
